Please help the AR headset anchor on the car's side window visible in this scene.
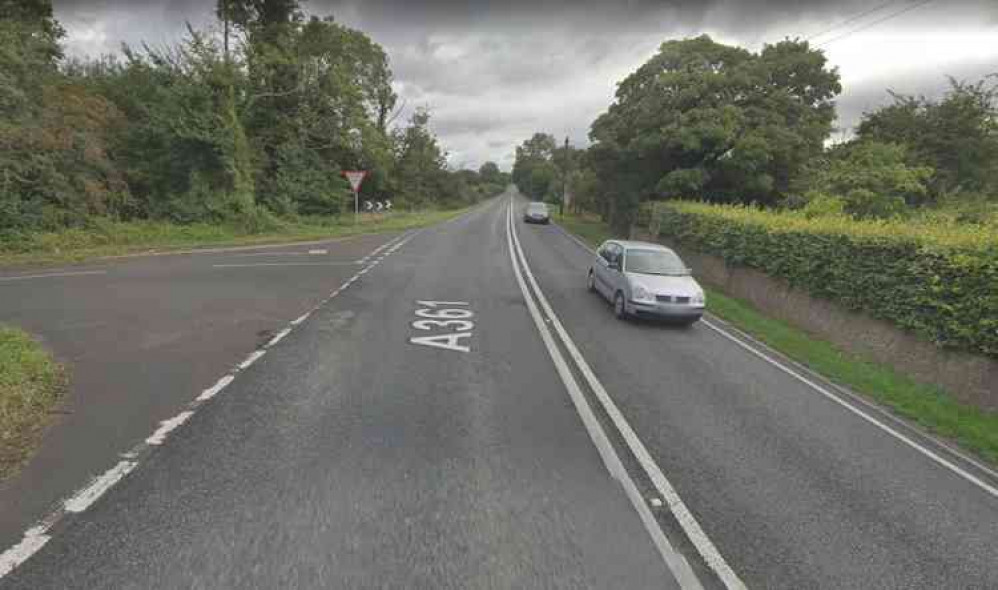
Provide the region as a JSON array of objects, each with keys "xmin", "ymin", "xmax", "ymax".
[
  {"xmin": 598, "ymin": 243, "xmax": 610, "ymax": 262},
  {"xmin": 608, "ymin": 244, "xmax": 622, "ymax": 268}
]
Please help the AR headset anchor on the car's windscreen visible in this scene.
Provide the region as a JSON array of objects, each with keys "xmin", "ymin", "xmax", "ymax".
[
  {"xmin": 624, "ymin": 249, "xmax": 687, "ymax": 275},
  {"xmin": 528, "ymin": 204, "xmax": 547, "ymax": 212}
]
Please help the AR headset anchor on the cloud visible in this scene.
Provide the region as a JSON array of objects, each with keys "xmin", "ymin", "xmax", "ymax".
[{"xmin": 52, "ymin": 0, "xmax": 998, "ymax": 169}]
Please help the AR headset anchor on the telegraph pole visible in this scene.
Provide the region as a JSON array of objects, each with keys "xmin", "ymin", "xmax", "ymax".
[{"xmin": 560, "ymin": 136, "xmax": 569, "ymax": 216}]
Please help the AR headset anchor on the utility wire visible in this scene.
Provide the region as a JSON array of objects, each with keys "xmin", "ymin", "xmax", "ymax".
[
  {"xmin": 805, "ymin": 0, "xmax": 901, "ymax": 41},
  {"xmin": 815, "ymin": 0, "xmax": 937, "ymax": 47}
]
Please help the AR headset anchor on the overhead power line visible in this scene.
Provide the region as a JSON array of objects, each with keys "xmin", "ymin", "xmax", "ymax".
[
  {"xmin": 815, "ymin": 0, "xmax": 938, "ymax": 47},
  {"xmin": 805, "ymin": 0, "xmax": 901, "ymax": 42}
]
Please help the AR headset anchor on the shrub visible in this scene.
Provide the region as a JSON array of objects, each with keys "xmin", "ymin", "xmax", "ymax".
[{"xmin": 653, "ymin": 201, "xmax": 998, "ymax": 358}]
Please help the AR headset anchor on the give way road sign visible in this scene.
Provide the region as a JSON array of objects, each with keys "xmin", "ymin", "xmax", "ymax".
[{"xmin": 344, "ymin": 170, "xmax": 367, "ymax": 192}]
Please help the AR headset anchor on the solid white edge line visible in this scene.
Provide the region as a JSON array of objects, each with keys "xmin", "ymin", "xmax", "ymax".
[
  {"xmin": 704, "ymin": 315, "xmax": 998, "ymax": 483},
  {"xmin": 505, "ymin": 201, "xmax": 705, "ymax": 590},
  {"xmin": 553, "ymin": 216, "xmax": 998, "ymax": 499},
  {"xmin": 0, "ymin": 526, "xmax": 51, "ymax": 576},
  {"xmin": 516, "ymin": 200, "xmax": 747, "ymax": 590},
  {"xmin": 145, "ymin": 411, "xmax": 195, "ymax": 446},
  {"xmin": 701, "ymin": 320, "xmax": 998, "ymax": 499},
  {"xmin": 63, "ymin": 461, "xmax": 138, "ymax": 513},
  {"xmin": 0, "ymin": 270, "xmax": 107, "ymax": 282}
]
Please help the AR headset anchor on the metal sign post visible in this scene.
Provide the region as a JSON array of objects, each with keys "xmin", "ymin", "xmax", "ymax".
[{"xmin": 343, "ymin": 170, "xmax": 368, "ymax": 225}]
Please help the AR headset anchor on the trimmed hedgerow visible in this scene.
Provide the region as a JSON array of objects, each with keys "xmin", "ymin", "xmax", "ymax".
[{"xmin": 648, "ymin": 201, "xmax": 998, "ymax": 358}]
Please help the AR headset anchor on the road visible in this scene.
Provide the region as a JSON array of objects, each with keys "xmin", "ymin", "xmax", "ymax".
[
  {"xmin": 0, "ymin": 232, "xmax": 408, "ymax": 551},
  {"xmin": 1, "ymin": 189, "xmax": 997, "ymax": 588}
]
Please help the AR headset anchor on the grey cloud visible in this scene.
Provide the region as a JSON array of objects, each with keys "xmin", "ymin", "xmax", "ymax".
[{"xmin": 51, "ymin": 0, "xmax": 998, "ymax": 169}]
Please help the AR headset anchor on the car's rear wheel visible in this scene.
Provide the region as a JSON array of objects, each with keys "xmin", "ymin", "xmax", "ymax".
[
  {"xmin": 613, "ymin": 292, "xmax": 628, "ymax": 320},
  {"xmin": 587, "ymin": 270, "xmax": 596, "ymax": 293}
]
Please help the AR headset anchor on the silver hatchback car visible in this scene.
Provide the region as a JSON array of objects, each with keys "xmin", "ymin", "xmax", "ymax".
[{"xmin": 587, "ymin": 240, "xmax": 705, "ymax": 325}]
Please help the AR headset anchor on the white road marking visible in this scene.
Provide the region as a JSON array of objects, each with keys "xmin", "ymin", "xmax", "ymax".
[
  {"xmin": 145, "ymin": 412, "xmax": 195, "ymax": 446},
  {"xmin": 701, "ymin": 319, "xmax": 998, "ymax": 499},
  {"xmin": 0, "ymin": 526, "xmax": 51, "ymax": 576},
  {"xmin": 266, "ymin": 328, "xmax": 292, "ymax": 348},
  {"xmin": 505, "ymin": 202, "xmax": 704, "ymax": 590},
  {"xmin": 0, "ymin": 221, "xmax": 437, "ymax": 582},
  {"xmin": 512, "ymin": 201, "xmax": 745, "ymax": 590},
  {"xmin": 555, "ymin": 216, "xmax": 998, "ymax": 496},
  {"xmin": 553, "ymin": 214, "xmax": 998, "ymax": 511},
  {"xmin": 64, "ymin": 461, "xmax": 137, "ymax": 513},
  {"xmin": 308, "ymin": 249, "xmax": 328, "ymax": 255},
  {"xmin": 196, "ymin": 374, "xmax": 236, "ymax": 402},
  {"xmin": 0, "ymin": 270, "xmax": 107, "ymax": 282},
  {"xmin": 238, "ymin": 350, "xmax": 266, "ymax": 370}
]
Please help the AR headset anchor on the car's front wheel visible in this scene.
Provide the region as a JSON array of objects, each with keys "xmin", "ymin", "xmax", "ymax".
[{"xmin": 613, "ymin": 292, "xmax": 628, "ymax": 320}]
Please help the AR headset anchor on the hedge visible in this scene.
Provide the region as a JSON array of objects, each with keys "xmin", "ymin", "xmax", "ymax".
[{"xmin": 644, "ymin": 202, "xmax": 998, "ymax": 358}]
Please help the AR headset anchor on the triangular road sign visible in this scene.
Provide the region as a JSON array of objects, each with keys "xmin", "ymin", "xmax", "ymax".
[{"xmin": 344, "ymin": 170, "xmax": 368, "ymax": 192}]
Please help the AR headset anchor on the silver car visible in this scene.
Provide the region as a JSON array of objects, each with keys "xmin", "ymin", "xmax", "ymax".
[
  {"xmin": 587, "ymin": 240, "xmax": 705, "ymax": 325},
  {"xmin": 523, "ymin": 202, "xmax": 550, "ymax": 224}
]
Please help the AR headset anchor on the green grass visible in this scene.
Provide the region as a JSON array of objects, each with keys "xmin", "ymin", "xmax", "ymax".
[
  {"xmin": 0, "ymin": 326, "xmax": 65, "ymax": 480},
  {"xmin": 555, "ymin": 211, "xmax": 998, "ymax": 466},
  {"xmin": 0, "ymin": 208, "xmax": 470, "ymax": 268}
]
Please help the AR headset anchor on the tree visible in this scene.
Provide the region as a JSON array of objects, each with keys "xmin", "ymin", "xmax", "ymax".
[
  {"xmin": 512, "ymin": 133, "xmax": 557, "ymax": 199},
  {"xmin": 588, "ymin": 35, "xmax": 840, "ymax": 228},
  {"xmin": 806, "ymin": 141, "xmax": 933, "ymax": 218},
  {"xmin": 392, "ymin": 108, "xmax": 449, "ymax": 208},
  {"xmin": 857, "ymin": 77, "xmax": 998, "ymax": 197},
  {"xmin": 478, "ymin": 161, "xmax": 501, "ymax": 184}
]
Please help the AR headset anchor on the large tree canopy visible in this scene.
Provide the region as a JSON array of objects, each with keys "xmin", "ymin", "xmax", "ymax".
[{"xmin": 587, "ymin": 34, "xmax": 840, "ymax": 227}]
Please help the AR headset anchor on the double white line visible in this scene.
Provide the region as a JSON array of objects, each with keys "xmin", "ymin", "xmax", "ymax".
[{"xmin": 505, "ymin": 199, "xmax": 746, "ymax": 590}]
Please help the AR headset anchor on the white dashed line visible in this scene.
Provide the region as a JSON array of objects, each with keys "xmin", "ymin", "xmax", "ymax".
[
  {"xmin": 238, "ymin": 350, "xmax": 266, "ymax": 370},
  {"xmin": 64, "ymin": 461, "xmax": 138, "ymax": 513},
  {"xmin": 266, "ymin": 328, "xmax": 292, "ymax": 348},
  {"xmin": 197, "ymin": 374, "xmax": 235, "ymax": 402},
  {"xmin": 0, "ymin": 228, "xmax": 433, "ymax": 581},
  {"xmin": 145, "ymin": 412, "xmax": 195, "ymax": 446}
]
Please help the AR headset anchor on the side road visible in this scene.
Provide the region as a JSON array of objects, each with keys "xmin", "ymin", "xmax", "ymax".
[{"xmin": 0, "ymin": 228, "xmax": 415, "ymax": 552}]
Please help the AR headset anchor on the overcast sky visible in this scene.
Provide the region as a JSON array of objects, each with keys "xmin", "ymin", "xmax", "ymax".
[{"xmin": 54, "ymin": 0, "xmax": 998, "ymax": 170}]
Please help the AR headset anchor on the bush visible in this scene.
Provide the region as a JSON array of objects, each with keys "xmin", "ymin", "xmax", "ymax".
[{"xmin": 654, "ymin": 201, "xmax": 998, "ymax": 357}]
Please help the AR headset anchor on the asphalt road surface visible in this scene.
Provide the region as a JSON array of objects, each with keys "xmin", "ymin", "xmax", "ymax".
[
  {"xmin": 0, "ymin": 232, "xmax": 407, "ymax": 550},
  {"xmin": 1, "ymin": 190, "xmax": 997, "ymax": 589}
]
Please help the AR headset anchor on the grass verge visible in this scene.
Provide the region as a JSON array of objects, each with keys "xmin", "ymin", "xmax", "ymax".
[
  {"xmin": 555, "ymin": 211, "xmax": 998, "ymax": 466},
  {"xmin": 0, "ymin": 208, "xmax": 470, "ymax": 268},
  {"xmin": 0, "ymin": 326, "xmax": 65, "ymax": 480}
]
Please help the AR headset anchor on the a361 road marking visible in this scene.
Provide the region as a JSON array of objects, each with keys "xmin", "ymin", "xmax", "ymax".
[{"xmin": 409, "ymin": 301, "xmax": 474, "ymax": 353}]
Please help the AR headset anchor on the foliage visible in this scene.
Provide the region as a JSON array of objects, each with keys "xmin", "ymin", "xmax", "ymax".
[
  {"xmin": 0, "ymin": 325, "xmax": 63, "ymax": 479},
  {"xmin": 857, "ymin": 78, "xmax": 998, "ymax": 196},
  {"xmin": 512, "ymin": 133, "xmax": 558, "ymax": 200},
  {"xmin": 804, "ymin": 141, "xmax": 934, "ymax": 218},
  {"xmin": 588, "ymin": 34, "xmax": 841, "ymax": 227},
  {"xmin": 2, "ymin": 0, "xmax": 481, "ymax": 234},
  {"xmin": 558, "ymin": 209, "xmax": 998, "ymax": 464},
  {"xmin": 649, "ymin": 200, "xmax": 998, "ymax": 358}
]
